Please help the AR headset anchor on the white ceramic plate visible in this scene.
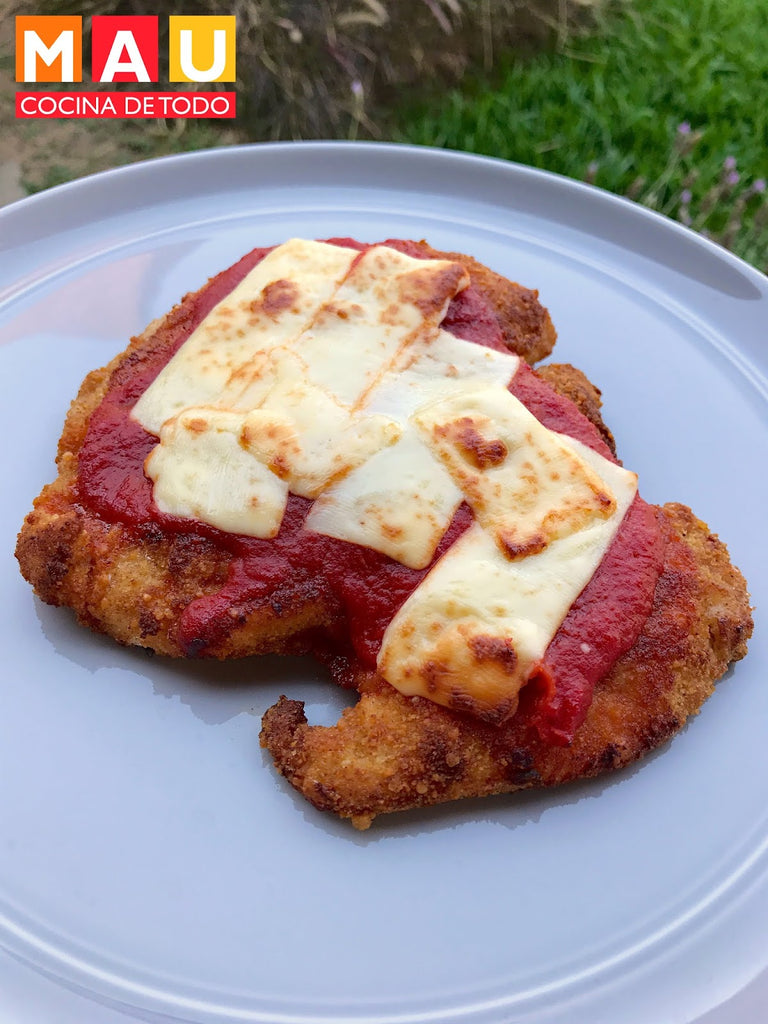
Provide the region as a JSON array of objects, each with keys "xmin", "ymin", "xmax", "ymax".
[{"xmin": 0, "ymin": 142, "xmax": 766, "ymax": 1024}]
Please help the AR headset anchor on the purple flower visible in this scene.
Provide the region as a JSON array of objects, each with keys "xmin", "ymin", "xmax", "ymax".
[
  {"xmin": 752, "ymin": 178, "xmax": 766, "ymax": 194},
  {"xmin": 677, "ymin": 121, "xmax": 691, "ymax": 135},
  {"xmin": 680, "ymin": 189, "xmax": 692, "ymax": 205},
  {"xmin": 727, "ymin": 170, "xmax": 740, "ymax": 186},
  {"xmin": 351, "ymin": 79, "xmax": 363, "ymax": 98},
  {"xmin": 724, "ymin": 155, "xmax": 737, "ymax": 171}
]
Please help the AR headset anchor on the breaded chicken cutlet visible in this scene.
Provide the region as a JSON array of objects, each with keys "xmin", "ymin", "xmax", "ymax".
[{"xmin": 16, "ymin": 237, "xmax": 752, "ymax": 828}]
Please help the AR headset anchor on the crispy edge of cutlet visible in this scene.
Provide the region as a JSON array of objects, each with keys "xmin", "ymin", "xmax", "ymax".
[
  {"xmin": 535, "ymin": 362, "xmax": 616, "ymax": 456},
  {"xmin": 407, "ymin": 239, "xmax": 558, "ymax": 364},
  {"xmin": 260, "ymin": 502, "xmax": 753, "ymax": 829}
]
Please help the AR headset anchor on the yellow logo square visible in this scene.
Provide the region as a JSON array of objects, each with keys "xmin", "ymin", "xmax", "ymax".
[{"xmin": 169, "ymin": 16, "xmax": 236, "ymax": 83}]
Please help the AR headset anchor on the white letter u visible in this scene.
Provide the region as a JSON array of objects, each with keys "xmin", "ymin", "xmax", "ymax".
[{"xmin": 179, "ymin": 29, "xmax": 226, "ymax": 82}]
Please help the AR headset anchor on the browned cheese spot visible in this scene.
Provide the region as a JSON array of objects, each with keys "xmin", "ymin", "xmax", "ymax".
[
  {"xmin": 519, "ymin": 460, "xmax": 538, "ymax": 486},
  {"xmin": 268, "ymin": 454, "xmax": 292, "ymax": 480},
  {"xmin": 596, "ymin": 489, "xmax": 614, "ymax": 510},
  {"xmin": 227, "ymin": 357, "xmax": 271, "ymax": 395},
  {"xmin": 251, "ymin": 279, "xmax": 299, "ymax": 320},
  {"xmin": 422, "ymin": 659, "xmax": 448, "ymax": 695},
  {"xmin": 468, "ymin": 635, "xmax": 518, "ymax": 673},
  {"xmin": 448, "ymin": 687, "xmax": 518, "ymax": 726},
  {"xmin": 398, "ymin": 263, "xmax": 468, "ymax": 319},
  {"xmin": 379, "ymin": 303, "xmax": 402, "ymax": 326},
  {"xmin": 184, "ymin": 417, "xmax": 209, "ymax": 435},
  {"xmin": 434, "ymin": 417, "xmax": 508, "ymax": 470},
  {"xmin": 499, "ymin": 530, "xmax": 548, "ymax": 561}
]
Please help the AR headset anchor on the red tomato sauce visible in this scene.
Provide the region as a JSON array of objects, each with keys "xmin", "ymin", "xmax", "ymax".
[{"xmin": 77, "ymin": 239, "xmax": 664, "ymax": 745}]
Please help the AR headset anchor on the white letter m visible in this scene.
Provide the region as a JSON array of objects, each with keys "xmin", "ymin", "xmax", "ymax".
[{"xmin": 24, "ymin": 29, "xmax": 74, "ymax": 82}]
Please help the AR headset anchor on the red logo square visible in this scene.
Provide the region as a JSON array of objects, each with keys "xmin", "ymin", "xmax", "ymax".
[{"xmin": 91, "ymin": 16, "xmax": 158, "ymax": 83}]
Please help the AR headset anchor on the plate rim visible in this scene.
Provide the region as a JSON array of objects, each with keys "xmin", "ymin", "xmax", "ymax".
[
  {"xmin": 2, "ymin": 139, "xmax": 767, "ymax": 290},
  {"xmin": 0, "ymin": 140, "xmax": 766, "ymax": 1024}
]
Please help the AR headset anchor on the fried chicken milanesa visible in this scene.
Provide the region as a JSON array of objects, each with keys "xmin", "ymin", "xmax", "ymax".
[{"xmin": 15, "ymin": 238, "xmax": 753, "ymax": 829}]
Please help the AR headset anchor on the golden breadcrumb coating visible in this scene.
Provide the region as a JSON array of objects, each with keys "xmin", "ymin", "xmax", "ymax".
[
  {"xmin": 535, "ymin": 363, "xmax": 616, "ymax": 456},
  {"xmin": 404, "ymin": 239, "xmax": 558, "ymax": 363},
  {"xmin": 14, "ymin": 240, "xmax": 752, "ymax": 829}
]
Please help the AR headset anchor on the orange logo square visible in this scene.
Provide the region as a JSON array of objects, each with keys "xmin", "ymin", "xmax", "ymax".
[{"xmin": 16, "ymin": 16, "xmax": 83, "ymax": 83}]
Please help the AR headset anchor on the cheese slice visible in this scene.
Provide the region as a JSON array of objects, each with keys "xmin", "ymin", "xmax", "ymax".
[
  {"xmin": 294, "ymin": 246, "xmax": 470, "ymax": 408},
  {"xmin": 414, "ymin": 384, "xmax": 616, "ymax": 560},
  {"xmin": 304, "ymin": 431, "xmax": 462, "ymax": 569},
  {"xmin": 377, "ymin": 439, "xmax": 637, "ymax": 722},
  {"xmin": 305, "ymin": 330, "xmax": 520, "ymax": 568},
  {"xmin": 145, "ymin": 408, "xmax": 289, "ymax": 537},
  {"xmin": 228, "ymin": 247, "xmax": 469, "ymax": 498},
  {"xmin": 406, "ymin": 328, "xmax": 520, "ymax": 381},
  {"xmin": 241, "ymin": 349, "xmax": 402, "ymax": 499},
  {"xmin": 363, "ymin": 328, "xmax": 520, "ymax": 420},
  {"xmin": 132, "ymin": 239, "xmax": 358, "ymax": 435}
]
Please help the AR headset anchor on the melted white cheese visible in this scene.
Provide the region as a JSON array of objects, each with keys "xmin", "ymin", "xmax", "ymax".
[
  {"xmin": 241, "ymin": 349, "xmax": 402, "ymax": 499},
  {"xmin": 304, "ymin": 431, "xmax": 462, "ymax": 569},
  {"xmin": 306, "ymin": 329, "xmax": 520, "ymax": 568},
  {"xmin": 413, "ymin": 383, "xmax": 616, "ymax": 559},
  {"xmin": 132, "ymin": 239, "xmax": 358, "ymax": 435},
  {"xmin": 145, "ymin": 408, "xmax": 289, "ymax": 537},
  {"xmin": 292, "ymin": 246, "xmax": 471, "ymax": 408},
  {"xmin": 134, "ymin": 240, "xmax": 471, "ymax": 513},
  {"xmin": 377, "ymin": 440, "xmax": 637, "ymax": 719}
]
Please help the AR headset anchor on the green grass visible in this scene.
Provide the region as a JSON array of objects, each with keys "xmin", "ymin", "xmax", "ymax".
[{"xmin": 387, "ymin": 0, "xmax": 768, "ymax": 272}]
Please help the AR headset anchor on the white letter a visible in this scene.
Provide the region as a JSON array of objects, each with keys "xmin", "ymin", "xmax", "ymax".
[{"xmin": 100, "ymin": 30, "xmax": 150, "ymax": 82}]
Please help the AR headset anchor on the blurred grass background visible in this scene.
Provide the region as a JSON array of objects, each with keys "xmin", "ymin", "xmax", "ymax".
[{"xmin": 3, "ymin": 0, "xmax": 767, "ymax": 271}]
